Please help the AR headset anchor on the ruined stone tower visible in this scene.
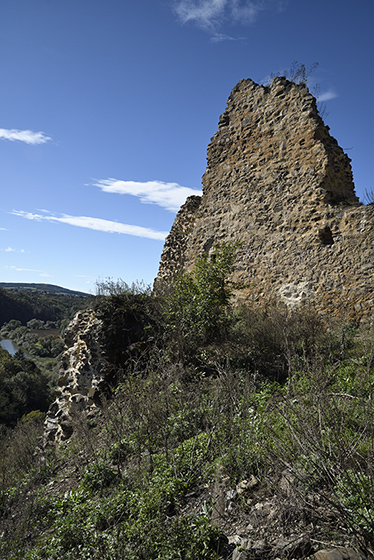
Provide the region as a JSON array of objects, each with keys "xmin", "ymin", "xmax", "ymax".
[{"xmin": 156, "ymin": 77, "xmax": 374, "ymax": 324}]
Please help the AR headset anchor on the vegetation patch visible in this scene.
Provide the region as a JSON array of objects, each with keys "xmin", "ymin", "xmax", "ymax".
[{"xmin": 0, "ymin": 248, "xmax": 374, "ymax": 558}]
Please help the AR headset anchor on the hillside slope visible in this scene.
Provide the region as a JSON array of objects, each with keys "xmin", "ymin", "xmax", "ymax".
[
  {"xmin": 0, "ymin": 285, "xmax": 92, "ymax": 326},
  {"xmin": 0, "ymin": 282, "xmax": 90, "ymax": 296},
  {"xmin": 1, "ymin": 268, "xmax": 373, "ymax": 559}
]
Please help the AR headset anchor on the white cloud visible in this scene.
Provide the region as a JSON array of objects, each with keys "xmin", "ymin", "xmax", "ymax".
[
  {"xmin": 77, "ymin": 275, "xmax": 94, "ymax": 285},
  {"xmin": 8, "ymin": 265, "xmax": 44, "ymax": 273},
  {"xmin": 0, "ymin": 128, "xmax": 51, "ymax": 145},
  {"xmin": 317, "ymin": 90, "xmax": 338, "ymax": 102},
  {"xmin": 231, "ymin": 0, "xmax": 260, "ymax": 22},
  {"xmin": 4, "ymin": 264, "xmax": 50, "ymax": 277},
  {"xmin": 175, "ymin": 0, "xmax": 226, "ymax": 31},
  {"xmin": 92, "ymin": 179, "xmax": 202, "ymax": 212},
  {"xmin": 12, "ymin": 210, "xmax": 168, "ymax": 241},
  {"xmin": 4, "ymin": 247, "xmax": 25, "ymax": 253},
  {"xmin": 172, "ymin": 0, "xmax": 285, "ymax": 36},
  {"xmin": 210, "ymin": 32, "xmax": 238, "ymax": 41}
]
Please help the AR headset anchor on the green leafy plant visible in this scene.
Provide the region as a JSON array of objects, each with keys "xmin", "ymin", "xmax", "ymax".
[
  {"xmin": 82, "ymin": 460, "xmax": 118, "ymax": 494},
  {"xmin": 335, "ymin": 470, "xmax": 374, "ymax": 537},
  {"xmin": 167, "ymin": 243, "xmax": 237, "ymax": 358}
]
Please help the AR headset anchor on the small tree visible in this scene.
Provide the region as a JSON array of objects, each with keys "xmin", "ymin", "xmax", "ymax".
[{"xmin": 167, "ymin": 243, "xmax": 237, "ymax": 351}]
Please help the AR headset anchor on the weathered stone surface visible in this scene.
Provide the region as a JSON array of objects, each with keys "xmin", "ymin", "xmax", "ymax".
[
  {"xmin": 156, "ymin": 77, "xmax": 374, "ymax": 324},
  {"xmin": 154, "ymin": 195, "xmax": 201, "ymax": 293},
  {"xmin": 43, "ymin": 309, "xmax": 106, "ymax": 446},
  {"xmin": 307, "ymin": 548, "xmax": 367, "ymax": 560},
  {"xmin": 236, "ymin": 475, "xmax": 259, "ymax": 494},
  {"xmin": 231, "ymin": 540, "xmax": 366, "ymax": 560},
  {"xmin": 273, "ymin": 534, "xmax": 313, "ymax": 558},
  {"xmin": 232, "ymin": 549, "xmax": 248, "ymax": 560}
]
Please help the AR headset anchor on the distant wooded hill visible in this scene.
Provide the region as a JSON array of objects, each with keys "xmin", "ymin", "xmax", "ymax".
[
  {"xmin": 0, "ymin": 283, "xmax": 89, "ymax": 296},
  {"xmin": 0, "ymin": 284, "xmax": 93, "ymax": 326}
]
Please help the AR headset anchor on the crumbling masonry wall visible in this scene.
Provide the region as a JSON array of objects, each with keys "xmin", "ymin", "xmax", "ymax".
[{"xmin": 156, "ymin": 77, "xmax": 374, "ymax": 324}]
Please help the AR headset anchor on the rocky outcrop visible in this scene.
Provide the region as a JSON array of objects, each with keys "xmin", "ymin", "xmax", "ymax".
[
  {"xmin": 44, "ymin": 309, "xmax": 106, "ymax": 446},
  {"xmin": 156, "ymin": 77, "xmax": 374, "ymax": 324}
]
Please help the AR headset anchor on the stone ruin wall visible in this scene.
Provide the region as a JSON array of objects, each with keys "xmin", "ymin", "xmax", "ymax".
[
  {"xmin": 44, "ymin": 77, "xmax": 374, "ymax": 446},
  {"xmin": 156, "ymin": 77, "xmax": 374, "ymax": 325}
]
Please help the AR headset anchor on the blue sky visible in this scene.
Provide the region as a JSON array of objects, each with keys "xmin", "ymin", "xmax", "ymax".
[{"xmin": 1, "ymin": 0, "xmax": 373, "ymax": 293}]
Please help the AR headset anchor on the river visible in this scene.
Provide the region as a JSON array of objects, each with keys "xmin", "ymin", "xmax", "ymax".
[
  {"xmin": 0, "ymin": 328, "xmax": 60, "ymax": 357},
  {"xmin": 0, "ymin": 339, "xmax": 23, "ymax": 356}
]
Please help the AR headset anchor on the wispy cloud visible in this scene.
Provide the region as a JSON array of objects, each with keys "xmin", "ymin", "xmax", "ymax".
[
  {"xmin": 174, "ymin": 0, "xmax": 227, "ymax": 32},
  {"xmin": 172, "ymin": 0, "xmax": 286, "ymax": 37},
  {"xmin": 7, "ymin": 265, "xmax": 44, "ymax": 273},
  {"xmin": 4, "ymin": 265, "xmax": 52, "ymax": 278},
  {"xmin": 92, "ymin": 179, "xmax": 202, "ymax": 213},
  {"xmin": 231, "ymin": 0, "xmax": 260, "ymax": 22},
  {"xmin": 12, "ymin": 210, "xmax": 168, "ymax": 241},
  {"xmin": 77, "ymin": 275, "xmax": 93, "ymax": 286},
  {"xmin": 4, "ymin": 265, "xmax": 52, "ymax": 279},
  {"xmin": 0, "ymin": 128, "xmax": 51, "ymax": 145},
  {"xmin": 317, "ymin": 89, "xmax": 338, "ymax": 102},
  {"xmin": 77, "ymin": 275, "xmax": 93, "ymax": 285},
  {"xmin": 4, "ymin": 246, "xmax": 25, "ymax": 253}
]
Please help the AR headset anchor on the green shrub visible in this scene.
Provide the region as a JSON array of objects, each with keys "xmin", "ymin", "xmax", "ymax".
[
  {"xmin": 82, "ymin": 461, "xmax": 118, "ymax": 493},
  {"xmin": 94, "ymin": 280, "xmax": 163, "ymax": 377},
  {"xmin": 335, "ymin": 470, "xmax": 374, "ymax": 537},
  {"xmin": 166, "ymin": 244, "xmax": 237, "ymax": 360}
]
